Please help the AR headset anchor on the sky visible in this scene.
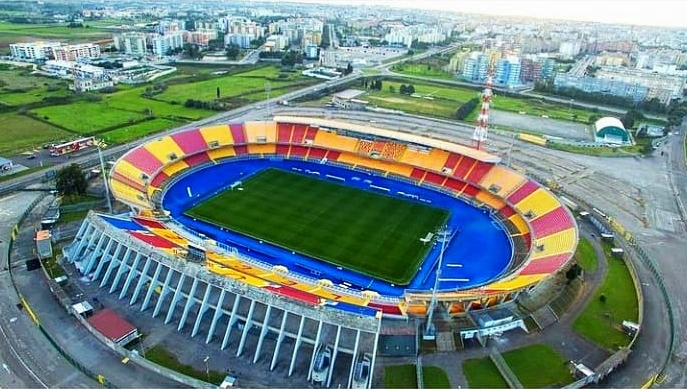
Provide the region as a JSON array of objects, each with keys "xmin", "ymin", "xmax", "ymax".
[{"xmin": 289, "ymin": 0, "xmax": 687, "ymax": 29}]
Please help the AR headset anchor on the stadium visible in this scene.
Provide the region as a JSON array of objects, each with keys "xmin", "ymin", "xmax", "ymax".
[{"xmin": 66, "ymin": 115, "xmax": 578, "ymax": 387}]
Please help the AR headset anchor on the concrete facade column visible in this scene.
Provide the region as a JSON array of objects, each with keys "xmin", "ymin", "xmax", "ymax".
[
  {"xmin": 120, "ymin": 252, "xmax": 143, "ymax": 299},
  {"xmin": 192, "ymin": 282, "xmax": 213, "ymax": 337},
  {"xmin": 206, "ymin": 288, "xmax": 226, "ymax": 344}
]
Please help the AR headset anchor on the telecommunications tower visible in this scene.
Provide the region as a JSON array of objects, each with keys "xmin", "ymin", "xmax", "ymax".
[{"xmin": 471, "ymin": 69, "xmax": 494, "ymax": 150}]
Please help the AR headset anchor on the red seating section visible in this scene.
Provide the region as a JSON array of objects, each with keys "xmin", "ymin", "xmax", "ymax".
[
  {"xmin": 290, "ymin": 146, "xmax": 309, "ymax": 157},
  {"xmin": 112, "ymin": 172, "xmax": 145, "ymax": 191},
  {"xmin": 445, "ymin": 178, "xmax": 465, "ymax": 192},
  {"xmin": 150, "ymin": 172, "xmax": 169, "ymax": 188},
  {"xmin": 304, "ymin": 126, "xmax": 318, "ymax": 142},
  {"xmin": 520, "ymin": 253, "xmax": 570, "ymax": 275},
  {"xmin": 292, "ymin": 124, "xmax": 307, "ymax": 144},
  {"xmin": 507, "ymin": 180, "xmax": 539, "ymax": 204},
  {"xmin": 453, "ymin": 156, "xmax": 476, "ymax": 179},
  {"xmin": 424, "ymin": 172, "xmax": 445, "ymax": 186},
  {"xmin": 229, "ymin": 124, "xmax": 246, "ymax": 145},
  {"xmin": 309, "ymin": 148, "xmax": 327, "ymax": 159},
  {"xmin": 171, "ymin": 129, "xmax": 207, "ymax": 155},
  {"xmin": 325, "ymin": 150, "xmax": 340, "ymax": 161},
  {"xmin": 529, "ymin": 207, "xmax": 572, "ymax": 238},
  {"xmin": 443, "ymin": 153, "xmax": 461, "ymax": 171},
  {"xmin": 466, "ymin": 161, "xmax": 492, "ymax": 183},
  {"xmin": 265, "ymin": 285, "xmax": 320, "ymax": 306},
  {"xmin": 123, "ymin": 147, "xmax": 163, "ymax": 175},
  {"xmin": 276, "ymin": 144, "xmax": 290, "ymax": 156},
  {"xmin": 129, "ymin": 231, "xmax": 175, "ymax": 249},
  {"xmin": 410, "ymin": 168, "xmax": 425, "ymax": 181},
  {"xmin": 233, "ymin": 145, "xmax": 248, "ymax": 156},
  {"xmin": 277, "ymin": 123, "xmax": 293, "ymax": 143},
  {"xmin": 183, "ymin": 152, "xmax": 211, "ymax": 166}
]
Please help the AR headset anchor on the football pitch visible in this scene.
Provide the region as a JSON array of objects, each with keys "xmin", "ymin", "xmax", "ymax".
[{"xmin": 184, "ymin": 168, "xmax": 449, "ymax": 284}]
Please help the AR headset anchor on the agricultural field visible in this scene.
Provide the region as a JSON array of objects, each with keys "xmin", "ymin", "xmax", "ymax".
[
  {"xmin": 0, "ymin": 112, "xmax": 73, "ymax": 156},
  {"xmin": 156, "ymin": 66, "xmax": 316, "ymax": 103},
  {"xmin": 0, "ymin": 21, "xmax": 113, "ymax": 39},
  {"xmin": 100, "ymin": 118, "xmax": 183, "ymax": 144},
  {"xmin": 391, "ymin": 62, "xmax": 455, "ymax": 80},
  {"xmin": 31, "ymin": 101, "xmax": 148, "ymax": 134},
  {"xmin": 102, "ymin": 88, "xmax": 215, "ymax": 120}
]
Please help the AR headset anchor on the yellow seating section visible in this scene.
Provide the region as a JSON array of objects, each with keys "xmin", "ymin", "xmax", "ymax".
[
  {"xmin": 478, "ymin": 165, "xmax": 527, "ymax": 197},
  {"xmin": 475, "ymin": 190, "xmax": 507, "ymax": 210},
  {"xmin": 113, "ymin": 160, "xmax": 147, "ymax": 187},
  {"xmin": 244, "ymin": 121, "xmax": 277, "ymax": 143},
  {"xmin": 400, "ymin": 148, "xmax": 448, "ymax": 172},
  {"xmin": 531, "ymin": 228, "xmax": 576, "ymax": 259},
  {"xmin": 508, "ymin": 214, "xmax": 530, "ymax": 235},
  {"xmin": 206, "ymin": 146, "xmax": 236, "ymax": 161},
  {"xmin": 162, "ymin": 159, "xmax": 190, "ymax": 177},
  {"xmin": 144, "ymin": 136, "xmax": 185, "ymax": 164},
  {"xmin": 247, "ymin": 144, "xmax": 277, "ymax": 155},
  {"xmin": 515, "ymin": 188, "xmax": 560, "ymax": 218},
  {"xmin": 199, "ymin": 124, "xmax": 234, "ymax": 147},
  {"xmin": 314, "ymin": 130, "xmax": 358, "ymax": 153},
  {"xmin": 110, "ymin": 179, "xmax": 148, "ymax": 209}
]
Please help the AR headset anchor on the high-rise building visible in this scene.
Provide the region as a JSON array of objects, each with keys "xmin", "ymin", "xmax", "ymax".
[
  {"xmin": 113, "ymin": 33, "xmax": 147, "ymax": 55},
  {"xmin": 494, "ymin": 57, "xmax": 521, "ymax": 87},
  {"xmin": 52, "ymin": 43, "xmax": 101, "ymax": 61},
  {"xmin": 10, "ymin": 41, "xmax": 63, "ymax": 60},
  {"xmin": 152, "ymin": 32, "xmax": 184, "ymax": 57},
  {"xmin": 462, "ymin": 52, "xmax": 489, "ymax": 82}
]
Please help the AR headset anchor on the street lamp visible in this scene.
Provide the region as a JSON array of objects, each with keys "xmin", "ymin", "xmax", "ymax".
[{"xmin": 203, "ymin": 356, "xmax": 210, "ymax": 383}]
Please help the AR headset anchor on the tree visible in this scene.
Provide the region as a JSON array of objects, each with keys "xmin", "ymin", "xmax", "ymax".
[
  {"xmin": 216, "ymin": 87, "xmax": 220, "ymax": 99},
  {"xmin": 225, "ymin": 43, "xmax": 240, "ymax": 60},
  {"xmin": 56, "ymin": 163, "xmax": 87, "ymax": 196}
]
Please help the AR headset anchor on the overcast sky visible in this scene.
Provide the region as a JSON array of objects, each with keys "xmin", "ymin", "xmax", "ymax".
[{"xmin": 288, "ymin": 0, "xmax": 687, "ymax": 29}]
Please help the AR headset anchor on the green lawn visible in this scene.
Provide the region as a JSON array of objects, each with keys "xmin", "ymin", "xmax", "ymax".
[
  {"xmin": 156, "ymin": 66, "xmax": 315, "ymax": 103},
  {"xmin": 575, "ymin": 237, "xmax": 598, "ymax": 271},
  {"xmin": 501, "ymin": 344, "xmax": 574, "ymax": 387},
  {"xmin": 185, "ymin": 168, "xmax": 449, "ymax": 284},
  {"xmin": 422, "ymin": 366, "xmax": 451, "ymax": 388},
  {"xmin": 0, "ymin": 21, "xmax": 112, "ymax": 38},
  {"xmin": 100, "ymin": 118, "xmax": 183, "ymax": 144},
  {"xmin": 463, "ymin": 344, "xmax": 573, "ymax": 388},
  {"xmin": 391, "ymin": 63, "xmax": 455, "ymax": 80},
  {"xmin": 573, "ymin": 250, "xmax": 638, "ymax": 351},
  {"xmin": 0, "ymin": 113, "xmax": 74, "ymax": 156},
  {"xmin": 462, "ymin": 358, "xmax": 508, "ymax": 388},
  {"xmin": 31, "ymin": 101, "xmax": 147, "ymax": 134},
  {"xmin": 384, "ymin": 364, "xmax": 417, "ymax": 388},
  {"xmin": 144, "ymin": 345, "xmax": 224, "ymax": 385},
  {"xmin": 102, "ymin": 88, "xmax": 215, "ymax": 120}
]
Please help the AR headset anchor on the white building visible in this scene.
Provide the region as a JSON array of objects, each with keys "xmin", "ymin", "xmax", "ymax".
[
  {"xmin": 152, "ymin": 32, "xmax": 184, "ymax": 57},
  {"xmin": 42, "ymin": 60, "xmax": 108, "ymax": 80},
  {"xmin": 559, "ymin": 41, "xmax": 581, "ymax": 58},
  {"xmin": 265, "ymin": 34, "xmax": 289, "ymax": 51},
  {"xmin": 10, "ymin": 41, "xmax": 63, "ymax": 60},
  {"xmin": 72, "ymin": 78, "xmax": 114, "ymax": 92},
  {"xmin": 225, "ymin": 33, "xmax": 253, "ymax": 49},
  {"xmin": 52, "ymin": 43, "xmax": 101, "ymax": 61},
  {"xmin": 113, "ymin": 32, "xmax": 147, "ymax": 55}
]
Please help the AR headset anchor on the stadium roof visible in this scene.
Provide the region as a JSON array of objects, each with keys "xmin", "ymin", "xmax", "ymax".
[
  {"xmin": 594, "ymin": 117, "xmax": 625, "ymax": 131},
  {"xmin": 333, "ymin": 89, "xmax": 366, "ymax": 100},
  {"xmin": 273, "ymin": 115, "xmax": 501, "ymax": 163}
]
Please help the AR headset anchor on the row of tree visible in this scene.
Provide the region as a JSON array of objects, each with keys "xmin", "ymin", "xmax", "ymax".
[
  {"xmin": 455, "ymin": 98, "xmax": 480, "ymax": 120},
  {"xmin": 184, "ymin": 99, "xmax": 226, "ymax": 111}
]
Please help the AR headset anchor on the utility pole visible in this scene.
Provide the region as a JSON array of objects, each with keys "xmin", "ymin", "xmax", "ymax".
[
  {"xmin": 424, "ymin": 226, "xmax": 450, "ymax": 339},
  {"xmin": 98, "ymin": 146, "xmax": 113, "ymax": 214}
]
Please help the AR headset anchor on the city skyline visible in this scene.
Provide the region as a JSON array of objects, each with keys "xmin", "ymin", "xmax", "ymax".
[{"xmin": 282, "ymin": 0, "xmax": 687, "ymax": 29}]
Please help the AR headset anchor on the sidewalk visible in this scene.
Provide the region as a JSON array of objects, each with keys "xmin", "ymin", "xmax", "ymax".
[{"xmin": 8, "ymin": 193, "xmax": 187, "ymax": 389}]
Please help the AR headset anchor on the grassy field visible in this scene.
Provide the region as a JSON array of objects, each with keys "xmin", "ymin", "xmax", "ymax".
[
  {"xmin": 391, "ymin": 62, "xmax": 455, "ymax": 80},
  {"xmin": 383, "ymin": 364, "xmax": 451, "ymax": 388},
  {"xmin": 31, "ymin": 101, "xmax": 147, "ymax": 134},
  {"xmin": 548, "ymin": 141, "xmax": 645, "ymax": 157},
  {"xmin": 100, "ymin": 118, "xmax": 183, "ymax": 144},
  {"xmin": 422, "ymin": 366, "xmax": 451, "ymax": 388},
  {"xmin": 501, "ymin": 344, "xmax": 574, "ymax": 387},
  {"xmin": 384, "ymin": 364, "xmax": 417, "ymax": 388},
  {"xmin": 185, "ymin": 168, "xmax": 449, "ymax": 284},
  {"xmin": 144, "ymin": 345, "xmax": 224, "ymax": 385},
  {"xmin": 0, "ymin": 112, "xmax": 74, "ymax": 156},
  {"xmin": 575, "ymin": 237, "xmax": 598, "ymax": 271},
  {"xmin": 102, "ymin": 89, "xmax": 215, "ymax": 120},
  {"xmin": 463, "ymin": 344, "xmax": 573, "ymax": 388},
  {"xmin": 0, "ymin": 21, "xmax": 113, "ymax": 39},
  {"xmin": 573, "ymin": 247, "xmax": 638, "ymax": 351},
  {"xmin": 462, "ymin": 358, "xmax": 508, "ymax": 388}
]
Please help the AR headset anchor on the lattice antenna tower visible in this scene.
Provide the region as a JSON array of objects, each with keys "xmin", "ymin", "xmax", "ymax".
[{"xmin": 472, "ymin": 68, "xmax": 494, "ymax": 150}]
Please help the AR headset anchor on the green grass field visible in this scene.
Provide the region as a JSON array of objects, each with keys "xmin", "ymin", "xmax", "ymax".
[
  {"xmin": 100, "ymin": 118, "xmax": 183, "ymax": 144},
  {"xmin": 463, "ymin": 344, "xmax": 573, "ymax": 388},
  {"xmin": 574, "ymin": 237, "xmax": 598, "ymax": 271},
  {"xmin": 31, "ymin": 101, "xmax": 147, "ymax": 134},
  {"xmin": 384, "ymin": 364, "xmax": 451, "ymax": 388},
  {"xmin": 185, "ymin": 168, "xmax": 449, "ymax": 284},
  {"xmin": 573, "ymin": 247, "xmax": 638, "ymax": 351},
  {"xmin": 0, "ymin": 112, "xmax": 74, "ymax": 156}
]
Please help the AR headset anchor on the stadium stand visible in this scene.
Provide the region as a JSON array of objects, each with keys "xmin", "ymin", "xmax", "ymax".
[
  {"xmin": 506, "ymin": 180, "xmax": 539, "ymax": 204},
  {"xmin": 144, "ymin": 137, "xmax": 185, "ymax": 164},
  {"xmin": 171, "ymin": 129, "xmax": 207, "ymax": 156},
  {"xmin": 304, "ymin": 125, "xmax": 318, "ymax": 142},
  {"xmin": 514, "ymin": 188, "xmax": 560, "ymax": 218},
  {"xmin": 122, "ymin": 148, "xmax": 164, "ymax": 177},
  {"xmin": 381, "ymin": 141, "xmax": 406, "ymax": 161},
  {"xmin": 452, "ymin": 155, "xmax": 476, "ymax": 179},
  {"xmin": 277, "ymin": 123, "xmax": 293, "ymax": 143},
  {"xmin": 291, "ymin": 124, "xmax": 308, "ymax": 144},
  {"xmin": 529, "ymin": 206, "xmax": 573, "ymax": 238},
  {"xmin": 248, "ymin": 144, "xmax": 277, "ymax": 155},
  {"xmin": 474, "ymin": 190, "xmax": 507, "ymax": 210},
  {"xmin": 199, "ymin": 124, "xmax": 233, "ymax": 146},
  {"xmin": 206, "ymin": 146, "xmax": 236, "ymax": 161},
  {"xmin": 531, "ymin": 228, "xmax": 577, "ymax": 258},
  {"xmin": 465, "ymin": 161, "xmax": 494, "ymax": 184},
  {"xmin": 183, "ymin": 151, "xmax": 212, "ymax": 167},
  {"xmin": 479, "ymin": 165, "xmax": 527, "ymax": 197},
  {"xmin": 162, "ymin": 159, "xmax": 190, "ymax": 178},
  {"xmin": 356, "ymin": 139, "xmax": 374, "ymax": 155},
  {"xmin": 230, "ymin": 123, "xmax": 247, "ymax": 144},
  {"xmin": 244, "ymin": 121, "xmax": 277, "ymax": 143}
]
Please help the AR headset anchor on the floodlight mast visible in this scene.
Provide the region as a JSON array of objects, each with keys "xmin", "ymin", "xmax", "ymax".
[{"xmin": 425, "ymin": 226, "xmax": 449, "ymax": 336}]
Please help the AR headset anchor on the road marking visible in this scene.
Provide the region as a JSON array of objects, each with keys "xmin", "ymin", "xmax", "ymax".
[{"xmin": 2, "ymin": 363, "xmax": 9, "ymax": 374}]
